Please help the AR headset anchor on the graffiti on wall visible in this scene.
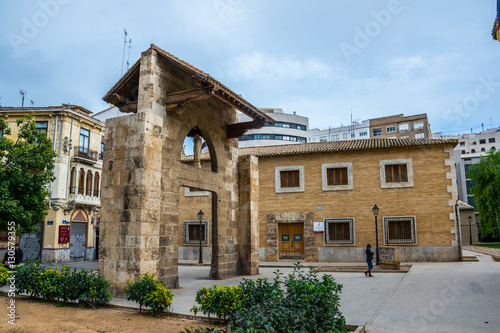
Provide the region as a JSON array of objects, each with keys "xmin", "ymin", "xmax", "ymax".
[
  {"xmin": 70, "ymin": 234, "xmax": 85, "ymax": 261},
  {"xmin": 19, "ymin": 233, "xmax": 41, "ymax": 261}
]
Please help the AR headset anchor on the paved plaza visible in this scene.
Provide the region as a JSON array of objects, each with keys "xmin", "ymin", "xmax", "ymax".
[{"xmin": 7, "ymin": 249, "xmax": 500, "ymax": 332}]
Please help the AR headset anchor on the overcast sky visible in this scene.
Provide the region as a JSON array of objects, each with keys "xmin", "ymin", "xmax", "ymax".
[{"xmin": 1, "ymin": 0, "xmax": 499, "ymax": 135}]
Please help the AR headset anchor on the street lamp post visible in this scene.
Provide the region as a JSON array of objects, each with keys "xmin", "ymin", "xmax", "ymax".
[
  {"xmin": 372, "ymin": 204, "xmax": 380, "ymax": 265},
  {"xmin": 468, "ymin": 215, "xmax": 473, "ymax": 245},
  {"xmin": 197, "ymin": 210, "xmax": 204, "ymax": 264}
]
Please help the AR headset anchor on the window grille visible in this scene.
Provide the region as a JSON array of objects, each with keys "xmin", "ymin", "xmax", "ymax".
[
  {"xmin": 384, "ymin": 217, "xmax": 416, "ymax": 244},
  {"xmin": 324, "ymin": 218, "xmax": 354, "ymax": 244}
]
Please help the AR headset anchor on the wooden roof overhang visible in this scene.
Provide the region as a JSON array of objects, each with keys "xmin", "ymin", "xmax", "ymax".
[{"xmin": 102, "ymin": 44, "xmax": 275, "ymax": 138}]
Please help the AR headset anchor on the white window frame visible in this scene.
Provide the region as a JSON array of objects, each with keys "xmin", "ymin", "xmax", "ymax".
[
  {"xmin": 321, "ymin": 162, "xmax": 353, "ymax": 191},
  {"xmin": 184, "ymin": 220, "xmax": 209, "ymax": 245},
  {"xmin": 399, "ymin": 124, "xmax": 409, "ymax": 132},
  {"xmin": 414, "ymin": 122, "xmax": 424, "ymax": 130},
  {"xmin": 383, "ymin": 216, "xmax": 417, "ymax": 245},
  {"xmin": 324, "ymin": 218, "xmax": 355, "ymax": 246},
  {"xmin": 386, "ymin": 126, "xmax": 396, "ymax": 133},
  {"xmin": 415, "ymin": 133, "xmax": 425, "ymax": 139},
  {"xmin": 379, "ymin": 159, "xmax": 414, "ymax": 188},
  {"xmin": 275, "ymin": 165, "xmax": 304, "ymax": 193},
  {"xmin": 184, "ymin": 187, "xmax": 210, "ymax": 197}
]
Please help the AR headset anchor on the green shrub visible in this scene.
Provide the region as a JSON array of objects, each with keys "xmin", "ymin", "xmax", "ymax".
[
  {"xmin": 0, "ymin": 266, "xmax": 12, "ymax": 286},
  {"xmin": 124, "ymin": 273, "xmax": 174, "ymax": 316},
  {"xmin": 181, "ymin": 328, "xmax": 266, "ymax": 333},
  {"xmin": 14, "ymin": 262, "xmax": 46, "ymax": 298},
  {"xmin": 191, "ymin": 263, "xmax": 346, "ymax": 333},
  {"xmin": 14, "ymin": 262, "xmax": 112, "ymax": 306},
  {"xmin": 191, "ymin": 285, "xmax": 243, "ymax": 321},
  {"xmin": 230, "ymin": 263, "xmax": 346, "ymax": 333}
]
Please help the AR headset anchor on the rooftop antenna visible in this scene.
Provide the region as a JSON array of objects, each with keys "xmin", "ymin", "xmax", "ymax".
[
  {"xmin": 30, "ymin": 100, "xmax": 35, "ymax": 106},
  {"xmin": 126, "ymin": 38, "xmax": 132, "ymax": 71},
  {"xmin": 120, "ymin": 29, "xmax": 128, "ymax": 76},
  {"xmin": 19, "ymin": 89, "xmax": 26, "ymax": 107}
]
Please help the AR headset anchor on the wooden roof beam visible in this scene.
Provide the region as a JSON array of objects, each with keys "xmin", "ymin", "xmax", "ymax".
[
  {"xmin": 227, "ymin": 120, "xmax": 265, "ymax": 139},
  {"xmin": 165, "ymin": 87, "xmax": 215, "ymax": 105}
]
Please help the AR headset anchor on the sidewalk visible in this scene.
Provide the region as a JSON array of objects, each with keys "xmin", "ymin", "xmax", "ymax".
[{"xmin": 3, "ymin": 253, "xmax": 500, "ymax": 332}]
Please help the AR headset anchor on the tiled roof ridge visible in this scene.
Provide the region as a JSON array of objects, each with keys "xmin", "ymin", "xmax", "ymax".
[
  {"xmin": 239, "ymin": 138, "xmax": 459, "ymax": 157},
  {"xmin": 149, "ymin": 44, "xmax": 274, "ymax": 124},
  {"xmin": 179, "ymin": 138, "xmax": 458, "ymax": 162}
]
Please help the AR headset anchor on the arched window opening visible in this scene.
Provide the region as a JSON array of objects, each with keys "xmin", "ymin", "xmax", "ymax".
[
  {"xmin": 94, "ymin": 172, "xmax": 100, "ymax": 197},
  {"xmin": 180, "ymin": 126, "xmax": 217, "ymax": 173},
  {"xmin": 69, "ymin": 167, "xmax": 76, "ymax": 194},
  {"xmin": 78, "ymin": 168, "xmax": 85, "ymax": 195},
  {"xmin": 86, "ymin": 170, "xmax": 93, "ymax": 196}
]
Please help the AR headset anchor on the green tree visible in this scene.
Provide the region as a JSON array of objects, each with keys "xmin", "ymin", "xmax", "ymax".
[
  {"xmin": 0, "ymin": 115, "xmax": 56, "ymax": 234},
  {"xmin": 467, "ymin": 150, "xmax": 500, "ymax": 238}
]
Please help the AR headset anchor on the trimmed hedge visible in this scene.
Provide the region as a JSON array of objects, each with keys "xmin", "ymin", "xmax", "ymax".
[{"xmin": 14, "ymin": 262, "xmax": 111, "ymax": 306}]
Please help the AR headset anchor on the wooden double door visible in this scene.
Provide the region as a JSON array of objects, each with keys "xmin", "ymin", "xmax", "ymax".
[{"xmin": 279, "ymin": 223, "xmax": 304, "ymax": 259}]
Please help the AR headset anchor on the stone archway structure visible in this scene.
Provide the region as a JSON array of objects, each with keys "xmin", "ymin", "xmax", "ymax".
[{"xmin": 99, "ymin": 45, "xmax": 274, "ymax": 294}]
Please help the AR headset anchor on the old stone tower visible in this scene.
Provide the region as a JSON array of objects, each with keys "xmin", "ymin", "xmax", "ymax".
[{"xmin": 99, "ymin": 44, "xmax": 272, "ymax": 294}]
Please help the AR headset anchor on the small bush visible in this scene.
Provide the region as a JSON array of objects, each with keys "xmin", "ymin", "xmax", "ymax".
[
  {"xmin": 124, "ymin": 273, "xmax": 174, "ymax": 316},
  {"xmin": 191, "ymin": 263, "xmax": 347, "ymax": 333},
  {"xmin": 191, "ymin": 285, "xmax": 242, "ymax": 321},
  {"xmin": 0, "ymin": 266, "xmax": 12, "ymax": 286},
  {"xmin": 181, "ymin": 328, "xmax": 266, "ymax": 333},
  {"xmin": 14, "ymin": 262, "xmax": 112, "ymax": 306}
]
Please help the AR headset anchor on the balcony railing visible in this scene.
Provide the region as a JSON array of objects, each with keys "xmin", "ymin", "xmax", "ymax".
[{"xmin": 74, "ymin": 146, "xmax": 98, "ymax": 162}]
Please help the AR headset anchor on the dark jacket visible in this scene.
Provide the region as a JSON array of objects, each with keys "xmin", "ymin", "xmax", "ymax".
[
  {"xmin": 366, "ymin": 248, "xmax": 374, "ymax": 261},
  {"xmin": 14, "ymin": 248, "xmax": 23, "ymax": 265}
]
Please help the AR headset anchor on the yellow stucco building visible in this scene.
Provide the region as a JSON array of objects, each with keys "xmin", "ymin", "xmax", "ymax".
[{"xmin": 0, "ymin": 104, "xmax": 103, "ymax": 263}]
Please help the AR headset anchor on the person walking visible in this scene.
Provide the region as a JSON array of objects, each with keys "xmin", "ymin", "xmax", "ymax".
[{"xmin": 364, "ymin": 244, "xmax": 374, "ymax": 277}]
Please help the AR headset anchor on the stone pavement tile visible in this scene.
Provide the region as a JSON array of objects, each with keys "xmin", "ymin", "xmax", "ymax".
[{"xmin": 464, "ymin": 245, "xmax": 500, "ymax": 260}]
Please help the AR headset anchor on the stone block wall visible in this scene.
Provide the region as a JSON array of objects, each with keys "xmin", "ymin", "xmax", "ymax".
[
  {"xmin": 100, "ymin": 47, "xmax": 245, "ymax": 293},
  {"xmin": 237, "ymin": 155, "xmax": 260, "ymax": 275}
]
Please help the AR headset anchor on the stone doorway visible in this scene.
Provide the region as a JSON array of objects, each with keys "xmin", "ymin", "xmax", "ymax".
[
  {"xmin": 278, "ymin": 223, "xmax": 304, "ymax": 259},
  {"xmin": 265, "ymin": 212, "xmax": 317, "ymax": 262}
]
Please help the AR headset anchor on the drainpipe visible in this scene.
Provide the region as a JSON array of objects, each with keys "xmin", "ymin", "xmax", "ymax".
[
  {"xmin": 454, "ymin": 199, "xmax": 463, "ymax": 261},
  {"xmin": 66, "ymin": 117, "xmax": 74, "ymax": 201},
  {"xmin": 48, "ymin": 115, "xmax": 59, "ymax": 207}
]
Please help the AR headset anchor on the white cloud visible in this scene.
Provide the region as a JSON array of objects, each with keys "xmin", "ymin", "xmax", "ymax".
[
  {"xmin": 386, "ymin": 53, "xmax": 461, "ymax": 79},
  {"xmin": 228, "ymin": 52, "xmax": 334, "ymax": 82}
]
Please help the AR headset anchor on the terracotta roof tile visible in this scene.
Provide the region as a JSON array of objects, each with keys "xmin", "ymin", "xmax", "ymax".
[
  {"xmin": 150, "ymin": 44, "xmax": 274, "ymax": 125},
  {"xmin": 239, "ymin": 138, "xmax": 459, "ymax": 157},
  {"xmin": 180, "ymin": 138, "xmax": 458, "ymax": 162}
]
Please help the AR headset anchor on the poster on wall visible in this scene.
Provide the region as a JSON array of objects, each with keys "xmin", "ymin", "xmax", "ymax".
[{"xmin": 58, "ymin": 226, "xmax": 70, "ymax": 243}]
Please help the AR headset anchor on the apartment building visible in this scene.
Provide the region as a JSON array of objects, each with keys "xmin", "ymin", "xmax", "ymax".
[{"xmin": 0, "ymin": 105, "xmax": 104, "ymax": 263}]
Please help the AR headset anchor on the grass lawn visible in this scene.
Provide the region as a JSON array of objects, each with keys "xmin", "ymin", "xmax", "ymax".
[{"xmin": 477, "ymin": 244, "xmax": 500, "ymax": 249}]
